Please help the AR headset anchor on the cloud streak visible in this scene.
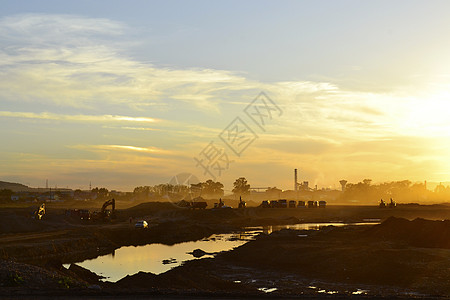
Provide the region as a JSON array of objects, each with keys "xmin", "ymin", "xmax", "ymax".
[
  {"xmin": 1, "ymin": 13, "xmax": 449, "ymax": 190},
  {"xmin": 0, "ymin": 111, "xmax": 158, "ymax": 123}
]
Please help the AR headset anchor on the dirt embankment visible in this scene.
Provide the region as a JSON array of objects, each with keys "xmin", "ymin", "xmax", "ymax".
[
  {"xmin": 3, "ymin": 203, "xmax": 450, "ymax": 298},
  {"xmin": 0, "ymin": 204, "xmax": 305, "ymax": 264},
  {"xmin": 365, "ymin": 216, "xmax": 450, "ymax": 248},
  {"xmin": 101, "ymin": 217, "xmax": 450, "ymax": 298},
  {"xmin": 216, "ymin": 217, "xmax": 450, "ymax": 296}
]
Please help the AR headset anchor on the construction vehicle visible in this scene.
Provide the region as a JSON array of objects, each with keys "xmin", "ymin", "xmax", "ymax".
[
  {"xmin": 260, "ymin": 200, "xmax": 270, "ymax": 208},
  {"xmin": 177, "ymin": 200, "xmax": 192, "ymax": 208},
  {"xmin": 308, "ymin": 200, "xmax": 318, "ymax": 208},
  {"xmin": 65, "ymin": 209, "xmax": 91, "ymax": 220},
  {"xmin": 388, "ymin": 198, "xmax": 397, "ymax": 208},
  {"xmin": 213, "ymin": 198, "xmax": 232, "ymax": 209},
  {"xmin": 278, "ymin": 199, "xmax": 288, "ymax": 208},
  {"xmin": 379, "ymin": 198, "xmax": 396, "ymax": 208},
  {"xmin": 34, "ymin": 203, "xmax": 45, "ymax": 220},
  {"xmin": 177, "ymin": 198, "xmax": 207, "ymax": 209},
  {"xmin": 238, "ymin": 196, "xmax": 246, "ymax": 208},
  {"xmin": 92, "ymin": 198, "xmax": 116, "ymax": 222},
  {"xmin": 215, "ymin": 198, "xmax": 225, "ymax": 208},
  {"xmin": 270, "ymin": 200, "xmax": 279, "ymax": 208},
  {"xmin": 297, "ymin": 201, "xmax": 306, "ymax": 208}
]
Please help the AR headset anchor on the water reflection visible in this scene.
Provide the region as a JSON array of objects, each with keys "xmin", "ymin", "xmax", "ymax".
[
  {"xmin": 77, "ymin": 232, "xmax": 252, "ymax": 282},
  {"xmin": 77, "ymin": 222, "xmax": 377, "ymax": 282},
  {"xmin": 251, "ymin": 222, "xmax": 377, "ymax": 235}
]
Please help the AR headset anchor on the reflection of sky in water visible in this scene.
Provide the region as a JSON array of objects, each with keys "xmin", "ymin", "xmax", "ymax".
[
  {"xmin": 77, "ymin": 232, "xmax": 253, "ymax": 282},
  {"xmin": 77, "ymin": 222, "xmax": 377, "ymax": 282},
  {"xmin": 248, "ymin": 222, "xmax": 378, "ymax": 234}
]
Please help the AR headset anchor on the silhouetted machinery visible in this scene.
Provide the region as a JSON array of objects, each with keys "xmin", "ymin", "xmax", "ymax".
[
  {"xmin": 92, "ymin": 198, "xmax": 116, "ymax": 221},
  {"xmin": 177, "ymin": 198, "xmax": 207, "ymax": 209},
  {"xmin": 389, "ymin": 198, "xmax": 397, "ymax": 208},
  {"xmin": 215, "ymin": 198, "xmax": 225, "ymax": 208},
  {"xmin": 260, "ymin": 200, "xmax": 270, "ymax": 208},
  {"xmin": 213, "ymin": 198, "xmax": 231, "ymax": 209},
  {"xmin": 307, "ymin": 200, "xmax": 318, "ymax": 208},
  {"xmin": 379, "ymin": 198, "xmax": 396, "ymax": 208},
  {"xmin": 65, "ymin": 209, "xmax": 91, "ymax": 220},
  {"xmin": 297, "ymin": 200, "xmax": 306, "ymax": 208},
  {"xmin": 238, "ymin": 196, "xmax": 246, "ymax": 208},
  {"xmin": 34, "ymin": 203, "xmax": 45, "ymax": 220}
]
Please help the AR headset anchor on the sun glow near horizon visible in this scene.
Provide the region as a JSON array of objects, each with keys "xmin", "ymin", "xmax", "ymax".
[{"xmin": 0, "ymin": 3, "xmax": 449, "ymax": 191}]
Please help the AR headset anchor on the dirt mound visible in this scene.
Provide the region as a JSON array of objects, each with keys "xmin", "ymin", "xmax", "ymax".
[
  {"xmin": 123, "ymin": 201, "xmax": 175, "ymax": 215},
  {"xmin": 116, "ymin": 259, "xmax": 255, "ymax": 293},
  {"xmin": 0, "ymin": 260, "xmax": 86, "ymax": 291},
  {"xmin": 69, "ymin": 264, "xmax": 104, "ymax": 284},
  {"xmin": 0, "ymin": 212, "xmax": 47, "ymax": 233},
  {"xmin": 365, "ymin": 217, "xmax": 450, "ymax": 248},
  {"xmin": 219, "ymin": 224, "xmax": 450, "ymax": 293}
]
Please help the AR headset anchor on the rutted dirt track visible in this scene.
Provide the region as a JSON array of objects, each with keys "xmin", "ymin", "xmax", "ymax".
[{"xmin": 2, "ymin": 202, "xmax": 450, "ymax": 298}]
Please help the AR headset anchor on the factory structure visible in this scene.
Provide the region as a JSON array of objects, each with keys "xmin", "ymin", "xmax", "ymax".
[
  {"xmin": 294, "ymin": 168, "xmax": 312, "ymax": 192},
  {"xmin": 248, "ymin": 168, "xmax": 341, "ymax": 204}
]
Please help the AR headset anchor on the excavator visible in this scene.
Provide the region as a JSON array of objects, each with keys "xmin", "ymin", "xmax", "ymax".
[
  {"xmin": 379, "ymin": 198, "xmax": 396, "ymax": 208},
  {"xmin": 238, "ymin": 196, "xmax": 246, "ymax": 208},
  {"xmin": 34, "ymin": 203, "xmax": 45, "ymax": 220},
  {"xmin": 91, "ymin": 198, "xmax": 116, "ymax": 222}
]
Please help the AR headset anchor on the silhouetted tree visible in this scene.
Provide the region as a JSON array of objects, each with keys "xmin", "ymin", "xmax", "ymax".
[
  {"xmin": 232, "ymin": 177, "xmax": 250, "ymax": 196},
  {"xmin": 202, "ymin": 179, "xmax": 224, "ymax": 196},
  {"xmin": 363, "ymin": 179, "xmax": 372, "ymax": 186},
  {"xmin": 92, "ymin": 187, "xmax": 109, "ymax": 199},
  {"xmin": 190, "ymin": 183, "xmax": 203, "ymax": 197}
]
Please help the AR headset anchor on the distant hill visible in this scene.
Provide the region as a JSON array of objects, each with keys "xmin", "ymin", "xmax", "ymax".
[{"xmin": 0, "ymin": 181, "xmax": 32, "ymax": 192}]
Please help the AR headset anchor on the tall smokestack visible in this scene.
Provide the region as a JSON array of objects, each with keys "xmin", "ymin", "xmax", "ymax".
[{"xmin": 294, "ymin": 169, "xmax": 298, "ymax": 191}]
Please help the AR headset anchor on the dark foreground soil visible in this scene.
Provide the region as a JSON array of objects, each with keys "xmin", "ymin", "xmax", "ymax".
[{"xmin": 2, "ymin": 203, "xmax": 450, "ymax": 298}]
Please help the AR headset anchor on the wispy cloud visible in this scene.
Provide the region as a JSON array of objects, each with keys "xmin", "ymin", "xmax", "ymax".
[
  {"xmin": 95, "ymin": 145, "xmax": 163, "ymax": 153},
  {"xmin": 0, "ymin": 14, "xmax": 259, "ymax": 112},
  {"xmin": 1, "ymin": 13, "xmax": 449, "ymax": 190},
  {"xmin": 102, "ymin": 126, "xmax": 159, "ymax": 131},
  {"xmin": 0, "ymin": 111, "xmax": 158, "ymax": 123},
  {"xmin": 70, "ymin": 144, "xmax": 176, "ymax": 156}
]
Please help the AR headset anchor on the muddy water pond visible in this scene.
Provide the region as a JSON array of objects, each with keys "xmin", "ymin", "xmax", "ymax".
[{"xmin": 76, "ymin": 222, "xmax": 377, "ymax": 282}]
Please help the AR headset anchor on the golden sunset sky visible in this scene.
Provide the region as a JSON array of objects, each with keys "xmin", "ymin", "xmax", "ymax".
[{"xmin": 1, "ymin": 1, "xmax": 449, "ymax": 191}]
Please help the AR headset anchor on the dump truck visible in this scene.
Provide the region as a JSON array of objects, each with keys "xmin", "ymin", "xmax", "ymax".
[
  {"xmin": 297, "ymin": 200, "xmax": 306, "ymax": 208},
  {"xmin": 308, "ymin": 200, "xmax": 318, "ymax": 208}
]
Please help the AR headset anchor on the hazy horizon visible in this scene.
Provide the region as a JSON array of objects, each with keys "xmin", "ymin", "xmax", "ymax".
[{"xmin": 1, "ymin": 1, "xmax": 449, "ymax": 192}]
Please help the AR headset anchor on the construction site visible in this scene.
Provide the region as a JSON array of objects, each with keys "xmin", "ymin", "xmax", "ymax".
[
  {"xmin": 2, "ymin": 193, "xmax": 450, "ymax": 299},
  {"xmin": 2, "ymin": 167, "xmax": 450, "ymax": 299}
]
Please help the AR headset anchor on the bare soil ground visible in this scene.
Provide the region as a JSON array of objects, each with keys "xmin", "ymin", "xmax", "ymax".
[{"xmin": 1, "ymin": 202, "xmax": 450, "ymax": 298}]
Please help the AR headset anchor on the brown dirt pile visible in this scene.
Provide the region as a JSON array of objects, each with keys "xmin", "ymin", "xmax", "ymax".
[
  {"xmin": 365, "ymin": 216, "xmax": 450, "ymax": 248},
  {"xmin": 219, "ymin": 220, "xmax": 450, "ymax": 296},
  {"xmin": 115, "ymin": 259, "xmax": 257, "ymax": 295}
]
